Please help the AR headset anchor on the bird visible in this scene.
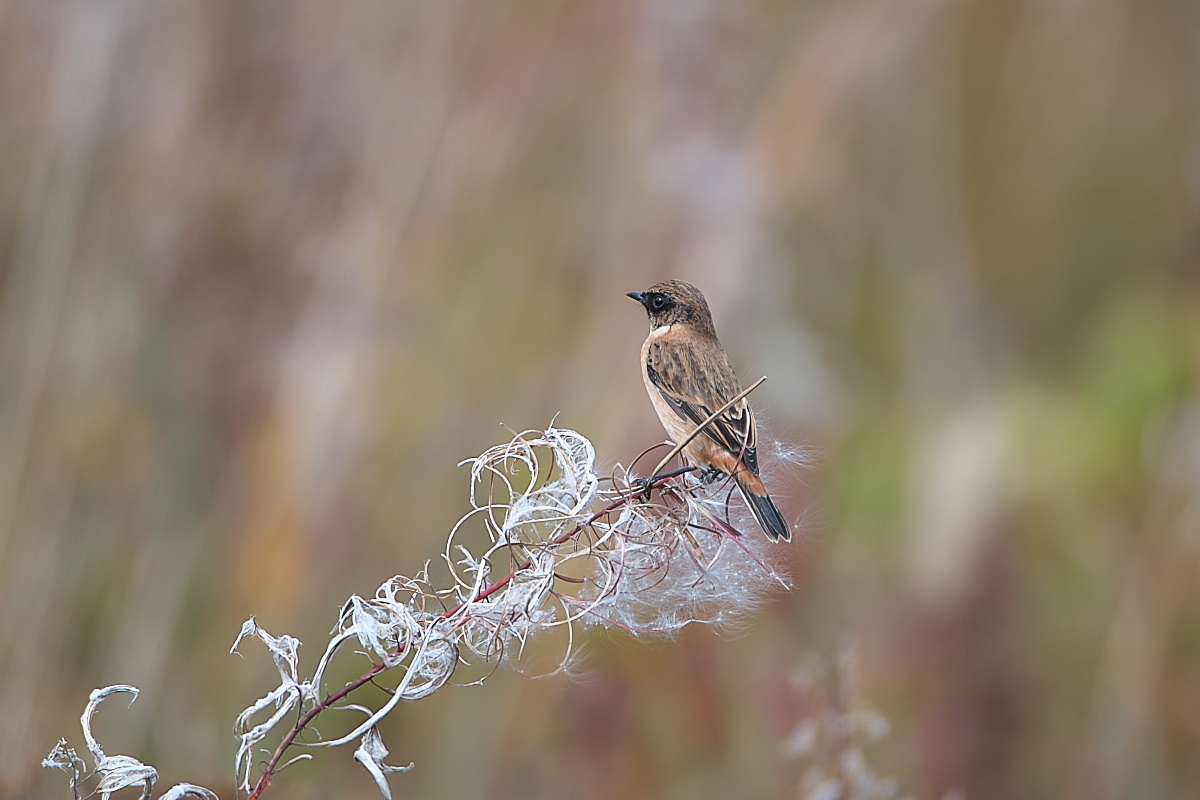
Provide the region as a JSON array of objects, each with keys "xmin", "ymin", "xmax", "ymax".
[{"xmin": 627, "ymin": 280, "xmax": 790, "ymax": 542}]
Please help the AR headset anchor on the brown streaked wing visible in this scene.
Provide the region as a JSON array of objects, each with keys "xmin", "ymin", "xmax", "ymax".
[{"xmin": 645, "ymin": 338, "xmax": 760, "ymax": 474}]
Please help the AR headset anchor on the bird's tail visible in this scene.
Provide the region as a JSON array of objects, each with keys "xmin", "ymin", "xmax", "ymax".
[{"xmin": 733, "ymin": 469, "xmax": 791, "ymax": 542}]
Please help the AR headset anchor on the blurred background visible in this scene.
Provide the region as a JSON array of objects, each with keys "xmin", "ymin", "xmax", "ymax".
[{"xmin": 2, "ymin": 1, "xmax": 1199, "ymax": 798}]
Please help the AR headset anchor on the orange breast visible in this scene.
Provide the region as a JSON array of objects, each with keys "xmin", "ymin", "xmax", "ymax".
[{"xmin": 639, "ymin": 325, "xmax": 717, "ymax": 470}]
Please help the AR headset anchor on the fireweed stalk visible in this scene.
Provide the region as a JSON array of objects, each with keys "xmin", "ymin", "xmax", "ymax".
[{"xmin": 45, "ymin": 421, "xmax": 793, "ymax": 800}]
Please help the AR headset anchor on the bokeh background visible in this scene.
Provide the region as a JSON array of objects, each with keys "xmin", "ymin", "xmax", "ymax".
[{"xmin": 2, "ymin": 1, "xmax": 1199, "ymax": 798}]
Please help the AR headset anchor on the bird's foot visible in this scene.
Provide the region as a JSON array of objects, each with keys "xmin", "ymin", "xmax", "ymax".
[{"xmin": 633, "ymin": 466, "xmax": 697, "ymax": 498}]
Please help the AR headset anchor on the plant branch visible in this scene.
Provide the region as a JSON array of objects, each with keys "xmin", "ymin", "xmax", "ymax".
[{"xmin": 246, "ymin": 466, "xmax": 690, "ymax": 799}]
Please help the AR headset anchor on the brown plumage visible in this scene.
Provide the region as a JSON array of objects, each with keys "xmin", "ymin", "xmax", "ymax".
[{"xmin": 627, "ymin": 280, "xmax": 790, "ymax": 542}]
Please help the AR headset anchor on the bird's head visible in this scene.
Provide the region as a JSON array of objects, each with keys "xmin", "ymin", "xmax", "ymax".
[{"xmin": 627, "ymin": 280, "xmax": 716, "ymax": 335}]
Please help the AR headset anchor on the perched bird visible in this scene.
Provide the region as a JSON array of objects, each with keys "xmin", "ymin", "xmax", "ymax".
[{"xmin": 628, "ymin": 280, "xmax": 790, "ymax": 542}]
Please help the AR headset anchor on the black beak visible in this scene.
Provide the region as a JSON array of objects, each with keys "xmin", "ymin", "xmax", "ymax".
[{"xmin": 626, "ymin": 291, "xmax": 646, "ymax": 306}]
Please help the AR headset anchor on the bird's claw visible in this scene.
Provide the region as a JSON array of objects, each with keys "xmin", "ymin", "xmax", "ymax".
[{"xmin": 633, "ymin": 466, "xmax": 698, "ymax": 499}]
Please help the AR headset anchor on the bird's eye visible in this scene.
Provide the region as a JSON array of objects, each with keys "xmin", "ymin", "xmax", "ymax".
[{"xmin": 650, "ymin": 294, "xmax": 670, "ymax": 311}]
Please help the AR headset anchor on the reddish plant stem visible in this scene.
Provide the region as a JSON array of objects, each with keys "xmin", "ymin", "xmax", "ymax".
[
  {"xmin": 247, "ymin": 472, "xmax": 681, "ymax": 799},
  {"xmin": 247, "ymin": 661, "xmax": 389, "ymax": 799}
]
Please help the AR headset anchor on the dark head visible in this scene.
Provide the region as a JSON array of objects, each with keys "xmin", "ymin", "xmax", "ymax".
[{"xmin": 627, "ymin": 280, "xmax": 718, "ymax": 335}]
